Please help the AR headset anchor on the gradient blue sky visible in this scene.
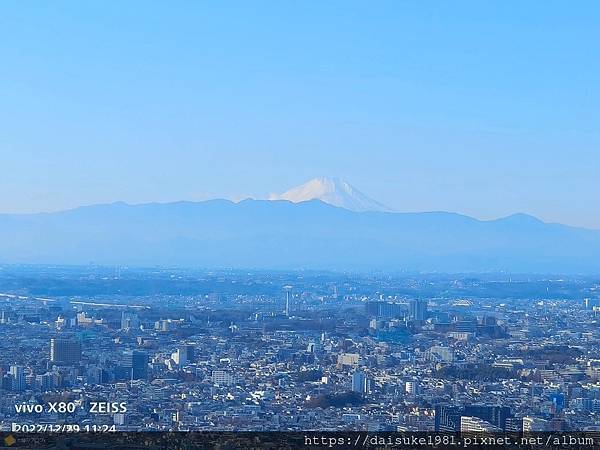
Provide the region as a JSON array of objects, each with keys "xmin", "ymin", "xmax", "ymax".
[{"xmin": 1, "ymin": 1, "xmax": 599, "ymax": 227}]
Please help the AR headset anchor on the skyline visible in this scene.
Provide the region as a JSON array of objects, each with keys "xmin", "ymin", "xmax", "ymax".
[{"xmin": 2, "ymin": 2, "xmax": 600, "ymax": 227}]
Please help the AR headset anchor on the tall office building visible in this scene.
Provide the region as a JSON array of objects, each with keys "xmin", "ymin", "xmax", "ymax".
[
  {"xmin": 351, "ymin": 370, "xmax": 371, "ymax": 394},
  {"xmin": 50, "ymin": 338, "xmax": 82, "ymax": 365},
  {"xmin": 435, "ymin": 405, "xmax": 462, "ymax": 431},
  {"xmin": 283, "ymin": 286, "xmax": 292, "ymax": 317},
  {"xmin": 183, "ymin": 344, "xmax": 195, "ymax": 362},
  {"xmin": 9, "ymin": 365, "xmax": 26, "ymax": 392},
  {"xmin": 172, "ymin": 346, "xmax": 194, "ymax": 367},
  {"xmin": 408, "ymin": 299, "xmax": 427, "ymax": 321},
  {"xmin": 124, "ymin": 350, "xmax": 148, "ymax": 380},
  {"xmin": 464, "ymin": 404, "xmax": 511, "ymax": 430}
]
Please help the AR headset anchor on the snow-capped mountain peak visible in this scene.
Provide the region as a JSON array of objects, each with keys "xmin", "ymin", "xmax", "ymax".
[{"xmin": 269, "ymin": 177, "xmax": 392, "ymax": 212}]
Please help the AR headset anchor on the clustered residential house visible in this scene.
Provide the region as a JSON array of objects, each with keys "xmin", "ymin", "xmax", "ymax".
[{"xmin": 1, "ymin": 274, "xmax": 599, "ymax": 432}]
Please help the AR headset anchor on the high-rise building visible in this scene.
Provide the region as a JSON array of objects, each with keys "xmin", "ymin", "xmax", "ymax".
[
  {"xmin": 408, "ymin": 299, "xmax": 427, "ymax": 321},
  {"xmin": 428, "ymin": 346, "xmax": 455, "ymax": 363},
  {"xmin": 464, "ymin": 404, "xmax": 511, "ymax": 430},
  {"xmin": 124, "ymin": 350, "xmax": 148, "ymax": 380},
  {"xmin": 351, "ymin": 371, "xmax": 371, "ymax": 394},
  {"xmin": 505, "ymin": 417, "xmax": 524, "ymax": 433},
  {"xmin": 183, "ymin": 344, "xmax": 195, "ymax": 362},
  {"xmin": 549, "ymin": 417, "xmax": 568, "ymax": 432},
  {"xmin": 212, "ymin": 370, "xmax": 233, "ymax": 386},
  {"xmin": 405, "ymin": 380, "xmax": 420, "ymax": 396},
  {"xmin": 283, "ymin": 286, "xmax": 293, "ymax": 317},
  {"xmin": 9, "ymin": 365, "xmax": 26, "ymax": 392},
  {"xmin": 366, "ymin": 301, "xmax": 404, "ymax": 319},
  {"xmin": 87, "ymin": 367, "xmax": 108, "ymax": 385},
  {"xmin": 549, "ymin": 392, "xmax": 566, "ymax": 413},
  {"xmin": 435, "ymin": 405, "xmax": 462, "ymax": 431},
  {"xmin": 454, "ymin": 320, "xmax": 476, "ymax": 332},
  {"xmin": 120, "ymin": 312, "xmax": 139, "ymax": 331},
  {"xmin": 584, "ymin": 298, "xmax": 600, "ymax": 310},
  {"xmin": 50, "ymin": 338, "xmax": 82, "ymax": 365},
  {"xmin": 36, "ymin": 373, "xmax": 54, "ymax": 391},
  {"xmin": 113, "ymin": 413, "xmax": 127, "ymax": 426},
  {"xmin": 464, "ymin": 405, "xmax": 511, "ymax": 430},
  {"xmin": 482, "ymin": 315, "xmax": 497, "ymax": 326},
  {"xmin": 172, "ymin": 348, "xmax": 188, "ymax": 367},
  {"xmin": 523, "ymin": 416, "xmax": 548, "ymax": 432}
]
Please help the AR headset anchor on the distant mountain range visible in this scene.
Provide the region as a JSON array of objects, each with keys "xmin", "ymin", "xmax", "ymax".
[
  {"xmin": 269, "ymin": 177, "xmax": 392, "ymax": 212},
  {"xmin": 1, "ymin": 192, "xmax": 599, "ymax": 273}
]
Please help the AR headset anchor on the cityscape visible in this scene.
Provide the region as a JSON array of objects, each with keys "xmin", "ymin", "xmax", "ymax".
[
  {"xmin": 2, "ymin": 1, "xmax": 600, "ymax": 446},
  {"xmin": 1, "ymin": 265, "xmax": 599, "ymax": 433}
]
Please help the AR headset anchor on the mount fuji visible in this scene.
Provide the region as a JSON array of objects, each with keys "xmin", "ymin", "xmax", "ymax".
[
  {"xmin": 1, "ymin": 180, "xmax": 600, "ymax": 272},
  {"xmin": 269, "ymin": 177, "xmax": 392, "ymax": 212}
]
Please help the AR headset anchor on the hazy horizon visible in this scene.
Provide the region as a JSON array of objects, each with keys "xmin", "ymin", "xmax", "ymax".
[
  {"xmin": 2, "ymin": 2, "xmax": 599, "ymax": 227},
  {"xmin": 2, "ymin": 178, "xmax": 599, "ymax": 232},
  {"xmin": 2, "ymin": 174, "xmax": 599, "ymax": 232}
]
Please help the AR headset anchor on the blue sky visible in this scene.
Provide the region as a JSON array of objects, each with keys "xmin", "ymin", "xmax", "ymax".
[{"xmin": 1, "ymin": 1, "xmax": 599, "ymax": 227}]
